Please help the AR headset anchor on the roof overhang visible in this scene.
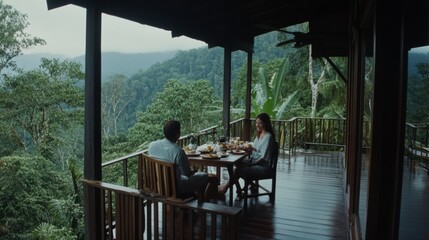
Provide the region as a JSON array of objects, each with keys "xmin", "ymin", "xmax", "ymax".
[{"xmin": 47, "ymin": 0, "xmax": 350, "ymax": 57}]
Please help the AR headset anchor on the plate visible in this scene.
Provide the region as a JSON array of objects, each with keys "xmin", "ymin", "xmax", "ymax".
[
  {"xmin": 199, "ymin": 149, "xmax": 212, "ymax": 154},
  {"xmin": 219, "ymin": 152, "xmax": 229, "ymax": 157},
  {"xmin": 201, "ymin": 154, "xmax": 220, "ymax": 159},
  {"xmin": 186, "ymin": 152, "xmax": 200, "ymax": 156},
  {"xmin": 231, "ymin": 150, "xmax": 246, "ymax": 155}
]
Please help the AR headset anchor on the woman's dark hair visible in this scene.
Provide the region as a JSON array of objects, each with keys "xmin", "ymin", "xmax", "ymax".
[
  {"xmin": 256, "ymin": 113, "xmax": 276, "ymax": 141},
  {"xmin": 164, "ymin": 120, "xmax": 180, "ymax": 142}
]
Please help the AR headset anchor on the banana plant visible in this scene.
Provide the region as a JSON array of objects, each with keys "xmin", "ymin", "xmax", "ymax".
[{"xmin": 252, "ymin": 58, "xmax": 300, "ymax": 119}]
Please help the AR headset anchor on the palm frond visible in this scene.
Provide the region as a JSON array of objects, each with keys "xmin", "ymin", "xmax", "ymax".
[
  {"xmin": 275, "ymin": 90, "xmax": 300, "ymax": 120},
  {"xmin": 273, "ymin": 58, "xmax": 289, "ymax": 106}
]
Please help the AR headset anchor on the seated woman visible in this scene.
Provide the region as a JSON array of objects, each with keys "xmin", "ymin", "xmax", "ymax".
[{"xmin": 220, "ymin": 112, "xmax": 276, "ymax": 197}]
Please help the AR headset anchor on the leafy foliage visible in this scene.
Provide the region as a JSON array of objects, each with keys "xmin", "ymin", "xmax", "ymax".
[
  {"xmin": 407, "ymin": 62, "xmax": 429, "ymax": 122},
  {"xmin": 0, "ymin": 58, "xmax": 84, "ymax": 160},
  {"xmin": 317, "ymin": 57, "xmax": 347, "ymax": 118},
  {"xmin": 252, "ymin": 58, "xmax": 301, "ymax": 119},
  {"xmin": 31, "ymin": 223, "xmax": 75, "ymax": 240},
  {"xmin": 102, "ymin": 74, "xmax": 131, "ymax": 138},
  {"xmin": 127, "ymin": 79, "xmax": 221, "ymax": 150},
  {"xmin": 0, "ymin": 155, "xmax": 78, "ymax": 239},
  {"xmin": 0, "ymin": 1, "xmax": 45, "ymax": 74},
  {"xmin": 107, "ymin": 32, "xmax": 288, "ymax": 133}
]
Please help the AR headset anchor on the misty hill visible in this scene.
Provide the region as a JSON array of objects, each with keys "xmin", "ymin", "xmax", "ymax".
[
  {"xmin": 14, "ymin": 51, "xmax": 177, "ymax": 82},
  {"xmin": 109, "ymin": 35, "xmax": 429, "ymax": 134},
  {"xmin": 116, "ymin": 31, "xmax": 290, "ymax": 132},
  {"xmin": 12, "ymin": 33, "xmax": 429, "ymax": 135},
  {"xmin": 408, "ymin": 51, "xmax": 429, "ymax": 77}
]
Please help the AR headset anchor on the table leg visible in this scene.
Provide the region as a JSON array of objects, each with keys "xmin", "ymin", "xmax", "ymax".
[
  {"xmin": 227, "ymin": 166, "xmax": 234, "ymax": 206},
  {"xmin": 216, "ymin": 166, "xmax": 221, "ymax": 182}
]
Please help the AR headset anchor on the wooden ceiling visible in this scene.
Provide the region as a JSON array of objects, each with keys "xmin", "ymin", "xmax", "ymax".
[{"xmin": 47, "ymin": 0, "xmax": 350, "ymax": 57}]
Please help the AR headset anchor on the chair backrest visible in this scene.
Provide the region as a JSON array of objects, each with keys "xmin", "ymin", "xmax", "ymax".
[
  {"xmin": 269, "ymin": 141, "xmax": 279, "ymax": 170},
  {"xmin": 141, "ymin": 154, "xmax": 177, "ymax": 198}
]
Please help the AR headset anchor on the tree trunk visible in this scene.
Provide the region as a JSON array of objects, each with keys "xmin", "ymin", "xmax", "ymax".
[
  {"xmin": 308, "ymin": 45, "xmax": 317, "ymax": 117},
  {"xmin": 308, "ymin": 45, "xmax": 330, "ymax": 117}
]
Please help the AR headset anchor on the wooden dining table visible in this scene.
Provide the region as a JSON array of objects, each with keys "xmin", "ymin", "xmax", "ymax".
[{"xmin": 187, "ymin": 152, "xmax": 248, "ymax": 206}]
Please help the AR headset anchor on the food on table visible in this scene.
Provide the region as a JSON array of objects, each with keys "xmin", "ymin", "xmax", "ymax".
[
  {"xmin": 199, "ymin": 148, "xmax": 211, "ymax": 153},
  {"xmin": 201, "ymin": 153, "xmax": 220, "ymax": 158},
  {"xmin": 231, "ymin": 149, "xmax": 246, "ymax": 154}
]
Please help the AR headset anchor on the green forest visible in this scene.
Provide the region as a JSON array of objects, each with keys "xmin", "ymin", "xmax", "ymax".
[{"xmin": 0, "ymin": 1, "xmax": 428, "ymax": 239}]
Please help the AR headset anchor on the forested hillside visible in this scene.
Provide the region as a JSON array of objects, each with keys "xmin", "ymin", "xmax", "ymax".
[
  {"xmin": 13, "ymin": 51, "xmax": 177, "ymax": 82},
  {"xmin": 408, "ymin": 51, "xmax": 429, "ymax": 76},
  {"xmin": 407, "ymin": 52, "xmax": 429, "ymax": 122},
  {"xmin": 108, "ymin": 31, "xmax": 289, "ymax": 133},
  {"xmin": 105, "ymin": 39, "xmax": 429, "ymax": 135}
]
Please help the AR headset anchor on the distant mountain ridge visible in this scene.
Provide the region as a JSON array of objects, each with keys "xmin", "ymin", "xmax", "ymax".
[{"xmin": 14, "ymin": 51, "xmax": 178, "ymax": 82}]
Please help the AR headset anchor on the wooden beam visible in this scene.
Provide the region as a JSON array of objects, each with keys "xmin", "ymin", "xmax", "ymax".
[
  {"xmin": 324, "ymin": 56, "xmax": 347, "ymax": 84},
  {"xmin": 244, "ymin": 51, "xmax": 253, "ymax": 141},
  {"xmin": 83, "ymin": 2, "xmax": 103, "ymax": 239},
  {"xmin": 46, "ymin": 0, "xmax": 72, "ymax": 10},
  {"xmin": 223, "ymin": 48, "xmax": 232, "ymax": 138},
  {"xmin": 346, "ymin": 26, "xmax": 366, "ymax": 236},
  {"xmin": 365, "ymin": 1, "xmax": 405, "ymax": 238}
]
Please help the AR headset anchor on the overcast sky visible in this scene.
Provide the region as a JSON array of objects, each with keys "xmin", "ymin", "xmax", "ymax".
[{"xmin": 4, "ymin": 0, "xmax": 206, "ymax": 58}]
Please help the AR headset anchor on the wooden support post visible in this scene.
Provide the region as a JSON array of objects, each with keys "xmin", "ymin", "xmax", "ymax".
[
  {"xmin": 83, "ymin": 2, "xmax": 102, "ymax": 239},
  {"xmin": 366, "ymin": 1, "xmax": 405, "ymax": 238},
  {"xmin": 223, "ymin": 48, "xmax": 232, "ymax": 138},
  {"xmin": 244, "ymin": 51, "xmax": 253, "ymax": 141}
]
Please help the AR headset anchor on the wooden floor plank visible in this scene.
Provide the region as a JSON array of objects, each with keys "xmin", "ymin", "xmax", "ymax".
[
  {"xmin": 398, "ymin": 157, "xmax": 429, "ymax": 239},
  {"xmin": 155, "ymin": 149, "xmax": 429, "ymax": 240},
  {"xmin": 119, "ymin": 147, "xmax": 429, "ymax": 239},
  {"xmin": 201, "ymin": 150, "xmax": 429, "ymax": 239},
  {"xmin": 228, "ymin": 151, "xmax": 349, "ymax": 240}
]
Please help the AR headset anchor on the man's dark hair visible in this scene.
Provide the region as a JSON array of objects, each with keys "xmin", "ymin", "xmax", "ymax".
[{"xmin": 164, "ymin": 120, "xmax": 180, "ymax": 142}]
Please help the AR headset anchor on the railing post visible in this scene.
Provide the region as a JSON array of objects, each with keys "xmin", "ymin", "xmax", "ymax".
[
  {"xmin": 243, "ymin": 118, "xmax": 251, "ymax": 141},
  {"xmin": 123, "ymin": 159, "xmax": 128, "ymax": 187},
  {"xmin": 138, "ymin": 154, "xmax": 143, "ymax": 190},
  {"xmin": 425, "ymin": 124, "xmax": 429, "ymax": 146}
]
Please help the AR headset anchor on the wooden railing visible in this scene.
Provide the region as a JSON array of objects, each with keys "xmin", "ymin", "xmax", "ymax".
[
  {"xmin": 102, "ymin": 117, "xmax": 352, "ymax": 187},
  {"xmin": 405, "ymin": 123, "xmax": 429, "ymax": 164},
  {"xmin": 287, "ymin": 117, "xmax": 347, "ymax": 153},
  {"xmin": 239, "ymin": 117, "xmax": 348, "ymax": 154},
  {"xmin": 178, "ymin": 125, "xmax": 218, "ymax": 147},
  {"xmin": 102, "ymin": 150, "xmax": 146, "ymax": 189},
  {"xmin": 83, "ymin": 180, "xmax": 242, "ymax": 240},
  {"xmin": 406, "ymin": 123, "xmax": 429, "ymax": 148}
]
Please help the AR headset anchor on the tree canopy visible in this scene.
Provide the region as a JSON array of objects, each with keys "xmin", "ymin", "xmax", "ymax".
[
  {"xmin": 0, "ymin": 58, "xmax": 84, "ymax": 160},
  {"xmin": 407, "ymin": 62, "xmax": 429, "ymax": 122},
  {"xmin": 127, "ymin": 79, "xmax": 221, "ymax": 151},
  {"xmin": 0, "ymin": 0, "xmax": 45, "ymax": 74},
  {"xmin": 0, "ymin": 155, "xmax": 82, "ymax": 240}
]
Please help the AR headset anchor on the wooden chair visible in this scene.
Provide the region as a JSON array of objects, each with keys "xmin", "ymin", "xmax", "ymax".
[
  {"xmin": 242, "ymin": 141, "xmax": 279, "ymax": 210},
  {"xmin": 139, "ymin": 154, "xmax": 243, "ymax": 239},
  {"xmin": 140, "ymin": 153, "xmax": 195, "ymax": 202}
]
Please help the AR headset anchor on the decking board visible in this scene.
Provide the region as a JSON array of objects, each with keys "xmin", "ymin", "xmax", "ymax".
[{"xmin": 232, "ymin": 151, "xmax": 348, "ymax": 240}]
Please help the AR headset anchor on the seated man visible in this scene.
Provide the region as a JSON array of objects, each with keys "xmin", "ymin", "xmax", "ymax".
[{"xmin": 148, "ymin": 120, "xmax": 222, "ymax": 201}]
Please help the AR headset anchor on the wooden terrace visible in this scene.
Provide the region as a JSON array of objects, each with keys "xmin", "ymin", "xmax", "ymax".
[
  {"xmin": 236, "ymin": 150, "xmax": 429, "ymax": 240},
  {"xmin": 96, "ymin": 149, "xmax": 350, "ymax": 240},
  {"xmin": 234, "ymin": 150, "xmax": 348, "ymax": 240},
  {"xmin": 45, "ymin": 1, "xmax": 429, "ymax": 238},
  {"xmin": 95, "ymin": 118, "xmax": 429, "ymax": 239}
]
